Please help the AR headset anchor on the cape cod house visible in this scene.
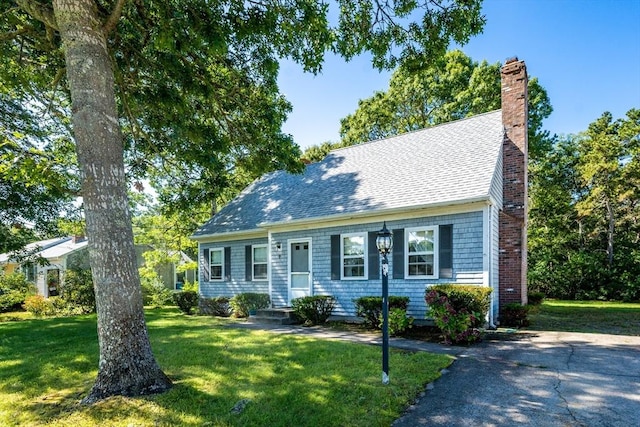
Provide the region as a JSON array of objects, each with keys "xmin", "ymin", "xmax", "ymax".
[{"xmin": 192, "ymin": 58, "xmax": 529, "ymax": 323}]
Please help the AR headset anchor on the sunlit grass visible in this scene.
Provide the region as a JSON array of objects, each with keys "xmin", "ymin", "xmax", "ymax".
[
  {"xmin": 526, "ymin": 300, "xmax": 640, "ymax": 335},
  {"xmin": 0, "ymin": 308, "xmax": 452, "ymax": 426}
]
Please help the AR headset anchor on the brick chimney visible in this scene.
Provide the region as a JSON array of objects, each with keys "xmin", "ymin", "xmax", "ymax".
[{"xmin": 499, "ymin": 58, "xmax": 528, "ymax": 313}]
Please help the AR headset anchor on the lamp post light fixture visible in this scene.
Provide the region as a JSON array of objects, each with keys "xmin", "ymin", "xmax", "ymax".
[{"xmin": 376, "ymin": 221, "xmax": 393, "ymax": 385}]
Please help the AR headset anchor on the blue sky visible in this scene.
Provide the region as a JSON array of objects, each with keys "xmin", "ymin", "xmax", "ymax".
[{"xmin": 277, "ymin": 0, "xmax": 640, "ymax": 150}]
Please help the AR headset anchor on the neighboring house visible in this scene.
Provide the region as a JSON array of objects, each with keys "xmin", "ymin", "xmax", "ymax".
[
  {"xmin": 0, "ymin": 236, "xmax": 88, "ymax": 297},
  {"xmin": 191, "ymin": 58, "xmax": 529, "ymax": 323},
  {"xmin": 1, "ymin": 237, "xmax": 197, "ymax": 295}
]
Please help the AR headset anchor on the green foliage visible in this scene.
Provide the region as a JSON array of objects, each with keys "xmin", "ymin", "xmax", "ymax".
[
  {"xmin": 527, "ymin": 292, "xmax": 545, "ymax": 306},
  {"xmin": 229, "ymin": 293, "xmax": 270, "ymax": 318},
  {"xmin": 181, "ymin": 280, "xmax": 198, "ymax": 293},
  {"xmin": 500, "ymin": 303, "xmax": 530, "ymax": 328},
  {"xmin": 141, "ymin": 277, "xmax": 173, "ymax": 309},
  {"xmin": 0, "ymin": 273, "xmax": 36, "ymax": 312},
  {"xmin": 380, "ymin": 308, "xmax": 414, "ymax": 337},
  {"xmin": 198, "ymin": 297, "xmax": 232, "ymax": 317},
  {"xmin": 339, "ymin": 50, "xmax": 553, "ymax": 160},
  {"xmin": 354, "ymin": 296, "xmax": 410, "ymax": 329},
  {"xmin": 22, "ymin": 295, "xmax": 53, "ymax": 317},
  {"xmin": 528, "ymin": 109, "xmax": 640, "ymax": 301},
  {"xmin": 60, "ymin": 270, "xmax": 95, "ymax": 314},
  {"xmin": 291, "ymin": 295, "xmax": 336, "ymax": 325},
  {"xmin": 173, "ymin": 291, "xmax": 199, "ymax": 315},
  {"xmin": 428, "ymin": 284, "xmax": 491, "ymax": 327},
  {"xmin": 425, "ymin": 285, "xmax": 492, "ymax": 344}
]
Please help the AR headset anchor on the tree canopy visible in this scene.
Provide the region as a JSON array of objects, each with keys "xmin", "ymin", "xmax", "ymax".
[
  {"xmin": 529, "ymin": 109, "xmax": 640, "ymax": 301},
  {"xmin": 303, "ymin": 50, "xmax": 553, "ymax": 162}
]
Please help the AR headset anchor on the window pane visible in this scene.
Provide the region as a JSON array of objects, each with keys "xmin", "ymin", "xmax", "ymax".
[
  {"xmin": 254, "ymin": 264, "xmax": 267, "ymax": 279},
  {"xmin": 343, "ymin": 236, "xmax": 364, "ymax": 256},
  {"xmin": 344, "ymin": 257, "xmax": 364, "ymax": 266},
  {"xmin": 211, "ymin": 266, "xmax": 222, "ymax": 279},
  {"xmin": 253, "ymin": 246, "xmax": 267, "ymax": 263},
  {"xmin": 344, "ymin": 265, "xmax": 365, "ymax": 277},
  {"xmin": 408, "ymin": 230, "xmax": 434, "ymax": 253},
  {"xmin": 211, "ymin": 250, "xmax": 222, "ymax": 264},
  {"xmin": 408, "ymin": 254, "xmax": 434, "ymax": 276}
]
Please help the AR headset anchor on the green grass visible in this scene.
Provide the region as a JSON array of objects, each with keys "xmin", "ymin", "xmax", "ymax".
[
  {"xmin": 526, "ymin": 300, "xmax": 640, "ymax": 336},
  {"xmin": 0, "ymin": 308, "xmax": 452, "ymax": 426}
]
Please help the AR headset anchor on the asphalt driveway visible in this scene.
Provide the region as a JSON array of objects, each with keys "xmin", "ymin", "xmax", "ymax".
[{"xmin": 393, "ymin": 331, "xmax": 640, "ymax": 427}]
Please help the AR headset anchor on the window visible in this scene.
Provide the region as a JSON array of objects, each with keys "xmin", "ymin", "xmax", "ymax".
[
  {"xmin": 209, "ymin": 248, "xmax": 224, "ymax": 281},
  {"xmin": 20, "ymin": 263, "xmax": 36, "ymax": 283},
  {"xmin": 405, "ymin": 226, "xmax": 438, "ymax": 278},
  {"xmin": 252, "ymin": 244, "xmax": 268, "ymax": 281},
  {"xmin": 341, "ymin": 233, "xmax": 367, "ymax": 279}
]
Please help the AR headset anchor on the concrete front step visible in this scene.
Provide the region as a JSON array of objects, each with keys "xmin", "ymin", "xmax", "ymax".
[{"xmin": 249, "ymin": 308, "xmax": 298, "ymax": 325}]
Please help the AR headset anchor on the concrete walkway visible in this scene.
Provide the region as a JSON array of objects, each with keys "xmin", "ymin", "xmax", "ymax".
[{"xmin": 230, "ymin": 322, "xmax": 640, "ymax": 426}]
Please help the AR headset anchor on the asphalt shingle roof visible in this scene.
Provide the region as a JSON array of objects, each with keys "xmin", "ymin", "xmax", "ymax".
[{"xmin": 193, "ymin": 110, "xmax": 503, "ymax": 237}]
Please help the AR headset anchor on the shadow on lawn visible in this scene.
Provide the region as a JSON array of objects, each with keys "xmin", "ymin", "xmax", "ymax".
[{"xmin": 7, "ymin": 310, "xmax": 428, "ymax": 426}]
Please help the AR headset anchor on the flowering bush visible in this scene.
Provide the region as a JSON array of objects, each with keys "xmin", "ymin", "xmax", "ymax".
[
  {"xmin": 23, "ymin": 295, "xmax": 54, "ymax": 317},
  {"xmin": 425, "ymin": 289, "xmax": 484, "ymax": 344}
]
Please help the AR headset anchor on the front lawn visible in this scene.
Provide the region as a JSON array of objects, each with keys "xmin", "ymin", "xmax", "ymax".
[
  {"xmin": 0, "ymin": 308, "xmax": 452, "ymax": 426},
  {"xmin": 525, "ymin": 300, "xmax": 640, "ymax": 336}
]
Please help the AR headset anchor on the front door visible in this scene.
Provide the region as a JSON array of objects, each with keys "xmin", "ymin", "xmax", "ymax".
[{"xmin": 289, "ymin": 239, "xmax": 311, "ymax": 303}]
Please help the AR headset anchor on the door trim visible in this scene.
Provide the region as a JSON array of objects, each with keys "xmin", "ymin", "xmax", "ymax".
[{"xmin": 287, "ymin": 238, "xmax": 312, "ymax": 304}]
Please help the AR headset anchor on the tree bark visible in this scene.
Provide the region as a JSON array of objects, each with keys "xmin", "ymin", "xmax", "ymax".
[
  {"xmin": 51, "ymin": 0, "xmax": 171, "ymax": 403},
  {"xmin": 605, "ymin": 197, "xmax": 614, "ymax": 267}
]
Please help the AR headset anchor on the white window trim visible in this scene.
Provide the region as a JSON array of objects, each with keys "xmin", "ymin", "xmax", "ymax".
[
  {"xmin": 209, "ymin": 247, "xmax": 224, "ymax": 282},
  {"xmin": 340, "ymin": 232, "xmax": 368, "ymax": 280},
  {"xmin": 405, "ymin": 226, "xmax": 439, "ymax": 279},
  {"xmin": 252, "ymin": 244, "xmax": 268, "ymax": 281}
]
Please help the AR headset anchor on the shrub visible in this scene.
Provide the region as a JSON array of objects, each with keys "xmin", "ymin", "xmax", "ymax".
[
  {"xmin": 527, "ymin": 291, "xmax": 545, "ymax": 306},
  {"xmin": 173, "ymin": 290, "xmax": 199, "ymax": 315},
  {"xmin": 380, "ymin": 308, "xmax": 414, "ymax": 336},
  {"xmin": 428, "ymin": 284, "xmax": 492, "ymax": 327},
  {"xmin": 60, "ymin": 269, "xmax": 95, "ymax": 313},
  {"xmin": 23, "ymin": 295, "xmax": 53, "ymax": 316},
  {"xmin": 229, "ymin": 293, "xmax": 270, "ymax": 318},
  {"xmin": 292, "ymin": 295, "xmax": 336, "ymax": 325},
  {"xmin": 141, "ymin": 276, "xmax": 173, "ymax": 308},
  {"xmin": 182, "ymin": 280, "xmax": 198, "ymax": 292},
  {"xmin": 425, "ymin": 285, "xmax": 492, "ymax": 344},
  {"xmin": 500, "ymin": 303, "xmax": 530, "ymax": 327},
  {"xmin": 0, "ymin": 273, "xmax": 36, "ymax": 313},
  {"xmin": 199, "ymin": 296, "xmax": 232, "ymax": 317},
  {"xmin": 354, "ymin": 296, "xmax": 410, "ymax": 329}
]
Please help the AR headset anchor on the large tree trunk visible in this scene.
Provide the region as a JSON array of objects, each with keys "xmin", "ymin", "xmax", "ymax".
[{"xmin": 52, "ymin": 0, "xmax": 171, "ymax": 403}]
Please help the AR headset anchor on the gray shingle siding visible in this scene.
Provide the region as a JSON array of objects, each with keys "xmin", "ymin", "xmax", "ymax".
[
  {"xmin": 199, "ymin": 238, "xmax": 269, "ymax": 299},
  {"xmin": 202, "ymin": 211, "xmax": 485, "ymax": 318}
]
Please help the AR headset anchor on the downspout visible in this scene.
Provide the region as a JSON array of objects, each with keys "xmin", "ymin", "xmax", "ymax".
[
  {"xmin": 267, "ymin": 229, "xmax": 273, "ymax": 308},
  {"xmin": 486, "ymin": 205, "xmax": 497, "ymax": 329}
]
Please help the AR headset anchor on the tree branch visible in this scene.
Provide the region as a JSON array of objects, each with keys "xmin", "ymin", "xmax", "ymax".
[
  {"xmin": 102, "ymin": 0, "xmax": 127, "ymax": 36},
  {"xmin": 0, "ymin": 25, "xmax": 34, "ymax": 42},
  {"xmin": 15, "ymin": 0, "xmax": 58, "ymax": 31}
]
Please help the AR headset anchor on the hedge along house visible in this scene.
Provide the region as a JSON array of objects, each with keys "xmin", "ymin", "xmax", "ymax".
[{"xmin": 192, "ymin": 58, "xmax": 529, "ymax": 323}]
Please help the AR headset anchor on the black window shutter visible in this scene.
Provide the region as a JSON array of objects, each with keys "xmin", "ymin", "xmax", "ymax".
[
  {"xmin": 224, "ymin": 247, "xmax": 231, "ymax": 281},
  {"xmin": 392, "ymin": 229, "xmax": 404, "ymax": 279},
  {"xmin": 367, "ymin": 231, "xmax": 379, "ymax": 280},
  {"xmin": 245, "ymin": 245, "xmax": 252, "ymax": 281},
  {"xmin": 330, "ymin": 235, "xmax": 340, "ymax": 280},
  {"xmin": 202, "ymin": 248, "xmax": 210, "ymax": 282},
  {"xmin": 439, "ymin": 224, "xmax": 453, "ymax": 278}
]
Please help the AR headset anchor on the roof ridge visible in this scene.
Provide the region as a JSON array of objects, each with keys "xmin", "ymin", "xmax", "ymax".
[{"xmin": 329, "ymin": 109, "xmax": 502, "ymax": 155}]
